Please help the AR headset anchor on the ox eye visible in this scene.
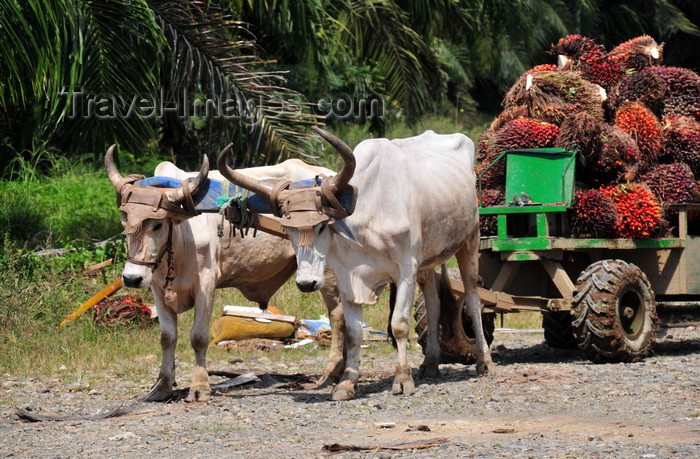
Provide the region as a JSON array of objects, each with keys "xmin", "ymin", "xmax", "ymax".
[
  {"xmin": 318, "ymin": 224, "xmax": 326, "ymax": 235},
  {"xmin": 153, "ymin": 222, "xmax": 163, "ymax": 231}
]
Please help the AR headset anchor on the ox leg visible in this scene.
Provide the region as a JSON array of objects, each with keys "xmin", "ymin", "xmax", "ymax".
[
  {"xmin": 149, "ymin": 295, "xmax": 177, "ymax": 401},
  {"xmin": 314, "ymin": 270, "xmax": 346, "ymax": 389},
  {"xmin": 417, "ymin": 270, "xmax": 441, "ymax": 378},
  {"xmin": 389, "ymin": 279, "xmax": 417, "ymax": 396},
  {"xmin": 186, "ymin": 294, "xmax": 213, "ymax": 402},
  {"xmin": 330, "ymin": 300, "xmax": 362, "ymax": 401},
  {"xmin": 455, "ymin": 238, "xmax": 494, "ymax": 376}
]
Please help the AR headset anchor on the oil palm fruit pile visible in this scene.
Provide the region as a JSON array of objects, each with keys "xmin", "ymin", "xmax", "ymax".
[{"xmin": 478, "ymin": 35, "xmax": 700, "ymax": 238}]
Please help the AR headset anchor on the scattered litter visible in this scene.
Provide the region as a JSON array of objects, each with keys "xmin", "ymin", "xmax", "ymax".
[
  {"xmin": 210, "ymin": 372, "xmax": 258, "ymax": 392},
  {"xmin": 407, "ymin": 424, "xmax": 431, "ymax": 432},
  {"xmin": 216, "ymin": 339, "xmax": 283, "ymax": 352},
  {"xmin": 259, "ymin": 373, "xmax": 286, "ymax": 388},
  {"xmin": 92, "ymin": 294, "xmax": 154, "ymax": 327},
  {"xmin": 210, "ymin": 308, "xmax": 388, "ymax": 348},
  {"xmin": 284, "ymin": 338, "xmax": 315, "ymax": 349},
  {"xmin": 492, "ymin": 428, "xmax": 516, "ymax": 434},
  {"xmin": 495, "ymin": 328, "xmax": 544, "ymax": 334},
  {"xmin": 374, "ymin": 421, "xmax": 396, "ymax": 428},
  {"xmin": 321, "ymin": 437, "xmax": 448, "ymax": 454}
]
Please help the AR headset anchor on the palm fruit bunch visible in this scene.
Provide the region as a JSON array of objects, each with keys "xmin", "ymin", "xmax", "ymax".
[
  {"xmin": 477, "ymin": 118, "xmax": 559, "ymax": 189},
  {"xmin": 614, "ymin": 101, "xmax": 663, "ymax": 167},
  {"xmin": 607, "ymin": 35, "xmax": 663, "ymax": 74},
  {"xmin": 600, "ymin": 183, "xmax": 662, "ymax": 238},
  {"xmin": 606, "ymin": 70, "xmax": 669, "ymax": 117},
  {"xmin": 569, "ymin": 189, "xmax": 617, "ymax": 237},
  {"xmin": 477, "ymin": 33, "xmax": 700, "ymax": 239},
  {"xmin": 642, "ymin": 162, "xmax": 696, "ymax": 204},
  {"xmin": 549, "ymin": 35, "xmax": 623, "ymax": 90},
  {"xmin": 479, "ymin": 188, "xmax": 505, "ymax": 237},
  {"xmin": 660, "ymin": 116, "xmax": 700, "ymax": 175}
]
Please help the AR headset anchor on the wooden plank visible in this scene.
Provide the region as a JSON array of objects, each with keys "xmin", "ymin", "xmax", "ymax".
[
  {"xmin": 541, "ymin": 259, "xmax": 575, "ymax": 300},
  {"xmin": 221, "ymin": 310, "xmax": 297, "ymax": 324},
  {"xmin": 84, "ymin": 258, "xmax": 113, "ymax": 274}
]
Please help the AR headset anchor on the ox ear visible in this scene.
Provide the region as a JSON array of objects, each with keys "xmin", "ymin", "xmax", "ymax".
[{"xmin": 329, "ymin": 219, "xmax": 360, "ymax": 246}]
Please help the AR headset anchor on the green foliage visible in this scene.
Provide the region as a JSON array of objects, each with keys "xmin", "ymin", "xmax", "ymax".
[{"xmin": 0, "ymin": 163, "xmax": 122, "ymax": 249}]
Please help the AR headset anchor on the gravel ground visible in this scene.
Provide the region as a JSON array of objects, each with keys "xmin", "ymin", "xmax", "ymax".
[{"xmin": 1, "ymin": 325, "xmax": 699, "ymax": 458}]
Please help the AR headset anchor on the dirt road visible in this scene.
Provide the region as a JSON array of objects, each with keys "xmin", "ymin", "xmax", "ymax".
[{"xmin": 2, "ymin": 326, "xmax": 699, "ymax": 458}]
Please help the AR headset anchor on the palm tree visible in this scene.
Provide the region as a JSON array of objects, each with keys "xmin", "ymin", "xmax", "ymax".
[{"xmin": 0, "ymin": 0, "xmax": 319, "ymax": 173}]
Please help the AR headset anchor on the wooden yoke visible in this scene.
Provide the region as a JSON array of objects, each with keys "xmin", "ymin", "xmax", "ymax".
[{"xmin": 224, "ymin": 205, "xmax": 287, "ymax": 239}]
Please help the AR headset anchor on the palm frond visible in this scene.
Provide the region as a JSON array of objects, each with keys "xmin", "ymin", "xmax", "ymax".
[
  {"xmin": 148, "ymin": 0, "xmax": 320, "ymax": 167},
  {"xmin": 327, "ymin": 0, "xmax": 443, "ymax": 123},
  {"xmin": 54, "ymin": 0, "xmax": 163, "ymax": 154}
]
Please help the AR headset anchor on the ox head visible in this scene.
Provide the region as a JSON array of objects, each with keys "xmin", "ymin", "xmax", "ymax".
[
  {"xmin": 217, "ymin": 126, "xmax": 358, "ymax": 292},
  {"xmin": 105, "ymin": 145, "xmax": 209, "ymax": 288}
]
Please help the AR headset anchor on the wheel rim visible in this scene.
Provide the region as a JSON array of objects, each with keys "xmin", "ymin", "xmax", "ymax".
[{"xmin": 617, "ymin": 286, "xmax": 646, "ymax": 340}]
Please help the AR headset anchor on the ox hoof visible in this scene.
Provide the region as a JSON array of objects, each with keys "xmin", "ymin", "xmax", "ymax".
[
  {"xmin": 417, "ymin": 363, "xmax": 440, "ymax": 379},
  {"xmin": 310, "ymin": 373, "xmax": 340, "ymax": 390},
  {"xmin": 186, "ymin": 385, "xmax": 212, "ymax": 402},
  {"xmin": 391, "ymin": 379, "xmax": 416, "ymax": 396},
  {"xmin": 146, "ymin": 388, "xmax": 173, "ymax": 402},
  {"xmin": 477, "ymin": 360, "xmax": 495, "ymax": 377},
  {"xmin": 146, "ymin": 378, "xmax": 174, "ymax": 402},
  {"xmin": 330, "ymin": 385, "xmax": 355, "ymax": 401}
]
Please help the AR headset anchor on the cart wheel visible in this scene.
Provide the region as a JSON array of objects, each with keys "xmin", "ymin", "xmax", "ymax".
[
  {"xmin": 414, "ymin": 269, "xmax": 494, "ymax": 364},
  {"xmin": 542, "ymin": 311, "xmax": 577, "ymax": 348},
  {"xmin": 571, "ymin": 259, "xmax": 658, "ymax": 363}
]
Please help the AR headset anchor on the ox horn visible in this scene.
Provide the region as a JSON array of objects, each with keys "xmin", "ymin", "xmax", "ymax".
[
  {"xmin": 311, "ymin": 125, "xmax": 355, "ymax": 193},
  {"xmin": 216, "ymin": 143, "xmax": 273, "ymax": 198},
  {"xmin": 166, "ymin": 154, "xmax": 210, "ymax": 203},
  {"xmin": 105, "ymin": 144, "xmax": 123, "ymax": 187}
]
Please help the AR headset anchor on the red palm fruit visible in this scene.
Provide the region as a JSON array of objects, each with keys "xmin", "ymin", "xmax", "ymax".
[
  {"xmin": 614, "ymin": 102, "xmax": 663, "ymax": 164},
  {"xmin": 526, "ymin": 64, "xmax": 558, "ymax": 75},
  {"xmin": 579, "ymin": 51, "xmax": 625, "ymax": 89},
  {"xmin": 608, "ymin": 35, "xmax": 663, "ymax": 73},
  {"xmin": 549, "ymin": 35, "xmax": 603, "ymax": 61},
  {"xmin": 601, "ymin": 183, "xmax": 661, "ymax": 238},
  {"xmin": 596, "ymin": 124, "xmax": 641, "ymax": 181},
  {"xmin": 479, "ymin": 188, "xmax": 505, "ymax": 237},
  {"xmin": 569, "ymin": 189, "xmax": 617, "ymax": 237},
  {"xmin": 496, "ymin": 118, "xmax": 559, "ymax": 150}
]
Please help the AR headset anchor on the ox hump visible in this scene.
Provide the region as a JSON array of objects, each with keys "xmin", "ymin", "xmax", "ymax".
[
  {"xmin": 153, "ymin": 161, "xmax": 188, "ymax": 180},
  {"xmin": 354, "ymin": 131, "xmax": 476, "ymax": 170}
]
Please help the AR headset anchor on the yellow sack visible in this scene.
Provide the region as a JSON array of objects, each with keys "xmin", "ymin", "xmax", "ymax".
[{"xmin": 210, "ymin": 306, "xmax": 296, "ymax": 346}]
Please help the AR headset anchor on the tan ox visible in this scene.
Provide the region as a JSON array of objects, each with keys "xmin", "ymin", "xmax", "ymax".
[
  {"xmin": 219, "ymin": 127, "xmax": 495, "ymax": 400},
  {"xmin": 105, "ymin": 147, "xmax": 344, "ymax": 401}
]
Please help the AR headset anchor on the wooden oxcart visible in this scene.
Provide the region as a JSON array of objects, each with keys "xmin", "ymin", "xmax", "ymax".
[{"xmin": 416, "ymin": 148, "xmax": 700, "ymax": 364}]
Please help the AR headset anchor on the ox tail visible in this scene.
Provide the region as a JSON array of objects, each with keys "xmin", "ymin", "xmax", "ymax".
[
  {"xmin": 387, "ymin": 283, "xmax": 398, "ymax": 349},
  {"xmin": 438, "ymin": 264, "xmax": 457, "ymax": 314}
]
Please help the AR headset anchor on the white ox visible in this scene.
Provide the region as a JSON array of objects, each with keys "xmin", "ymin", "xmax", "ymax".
[
  {"xmin": 105, "ymin": 146, "xmax": 344, "ymax": 401},
  {"xmin": 218, "ymin": 127, "xmax": 495, "ymax": 400}
]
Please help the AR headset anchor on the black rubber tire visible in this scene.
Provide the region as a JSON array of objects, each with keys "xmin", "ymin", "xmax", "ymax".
[
  {"xmin": 414, "ymin": 269, "xmax": 494, "ymax": 364},
  {"xmin": 542, "ymin": 311, "xmax": 577, "ymax": 349},
  {"xmin": 571, "ymin": 259, "xmax": 658, "ymax": 363}
]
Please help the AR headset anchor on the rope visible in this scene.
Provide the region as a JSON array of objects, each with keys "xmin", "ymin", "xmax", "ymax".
[{"xmin": 218, "ymin": 182, "xmax": 253, "ymax": 247}]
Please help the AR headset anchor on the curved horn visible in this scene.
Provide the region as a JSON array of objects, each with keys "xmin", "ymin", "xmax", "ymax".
[
  {"xmin": 167, "ymin": 154, "xmax": 210, "ymax": 202},
  {"xmin": 216, "ymin": 143, "xmax": 273, "ymax": 198},
  {"xmin": 312, "ymin": 125, "xmax": 355, "ymax": 192},
  {"xmin": 105, "ymin": 144, "xmax": 123, "ymax": 187}
]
